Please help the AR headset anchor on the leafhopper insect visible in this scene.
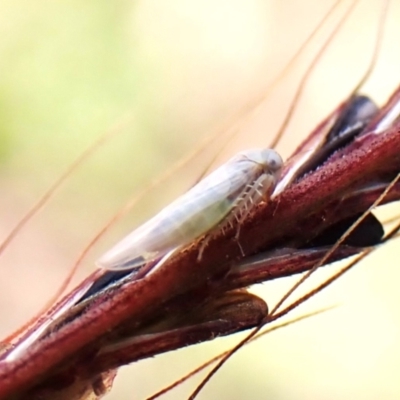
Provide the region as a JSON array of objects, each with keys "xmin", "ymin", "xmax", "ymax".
[
  {"xmin": 97, "ymin": 149, "xmax": 283, "ymax": 270},
  {"xmin": 1, "ymin": 1, "xmax": 400, "ymax": 400}
]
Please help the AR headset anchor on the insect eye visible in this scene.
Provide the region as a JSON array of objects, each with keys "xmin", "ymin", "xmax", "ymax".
[{"xmin": 264, "ymin": 150, "xmax": 283, "ymax": 173}]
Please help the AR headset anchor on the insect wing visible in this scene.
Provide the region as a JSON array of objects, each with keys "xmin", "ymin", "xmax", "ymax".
[{"xmin": 97, "ymin": 156, "xmax": 261, "ymax": 271}]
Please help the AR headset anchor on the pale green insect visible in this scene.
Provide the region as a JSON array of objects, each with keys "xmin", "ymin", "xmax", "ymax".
[{"xmin": 97, "ymin": 148, "xmax": 283, "ymax": 271}]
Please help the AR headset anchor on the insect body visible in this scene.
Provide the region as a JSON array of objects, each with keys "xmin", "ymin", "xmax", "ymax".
[{"xmin": 97, "ymin": 148, "xmax": 283, "ymax": 270}]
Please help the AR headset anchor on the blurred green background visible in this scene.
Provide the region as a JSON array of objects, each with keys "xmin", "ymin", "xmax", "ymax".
[{"xmin": 1, "ymin": 0, "xmax": 400, "ymax": 399}]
